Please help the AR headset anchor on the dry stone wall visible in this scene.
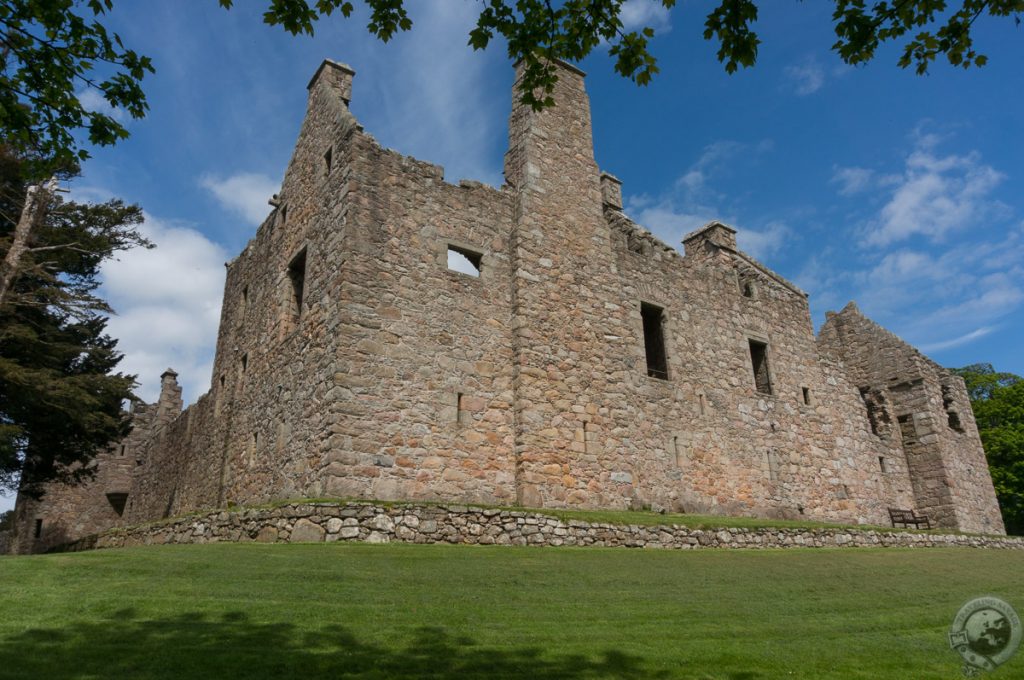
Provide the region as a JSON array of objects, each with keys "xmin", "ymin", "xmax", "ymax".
[
  {"xmin": 54, "ymin": 502, "xmax": 1024, "ymax": 554},
  {"xmin": 8, "ymin": 58, "xmax": 1007, "ymax": 552}
]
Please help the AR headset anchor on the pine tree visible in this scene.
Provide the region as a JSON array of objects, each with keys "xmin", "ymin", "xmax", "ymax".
[{"xmin": 0, "ymin": 146, "xmax": 150, "ymax": 497}]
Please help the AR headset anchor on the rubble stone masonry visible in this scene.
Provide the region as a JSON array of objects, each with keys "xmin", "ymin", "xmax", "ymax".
[{"xmin": 9, "ymin": 58, "xmax": 1006, "ymax": 552}]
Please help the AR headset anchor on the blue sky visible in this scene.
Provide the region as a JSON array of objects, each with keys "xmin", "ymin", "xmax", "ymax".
[{"xmin": 12, "ymin": 1, "xmax": 1024, "ymax": 505}]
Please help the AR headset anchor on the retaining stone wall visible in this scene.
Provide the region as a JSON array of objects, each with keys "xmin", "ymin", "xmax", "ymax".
[{"xmin": 54, "ymin": 502, "xmax": 1024, "ymax": 553}]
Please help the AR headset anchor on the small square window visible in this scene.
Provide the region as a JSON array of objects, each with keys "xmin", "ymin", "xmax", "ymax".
[{"xmin": 447, "ymin": 245, "xmax": 482, "ymax": 277}]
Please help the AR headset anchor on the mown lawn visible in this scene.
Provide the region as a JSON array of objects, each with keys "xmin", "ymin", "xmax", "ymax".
[{"xmin": 1, "ymin": 544, "xmax": 1022, "ymax": 679}]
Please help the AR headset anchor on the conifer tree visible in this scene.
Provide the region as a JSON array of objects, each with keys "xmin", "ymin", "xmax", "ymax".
[{"xmin": 0, "ymin": 146, "xmax": 149, "ymax": 497}]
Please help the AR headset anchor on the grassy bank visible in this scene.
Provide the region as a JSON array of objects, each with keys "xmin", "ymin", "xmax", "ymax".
[{"xmin": 2, "ymin": 544, "xmax": 1022, "ymax": 679}]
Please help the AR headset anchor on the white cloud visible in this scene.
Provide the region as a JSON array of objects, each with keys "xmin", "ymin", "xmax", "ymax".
[
  {"xmin": 200, "ymin": 172, "xmax": 278, "ymax": 225},
  {"xmin": 78, "ymin": 88, "xmax": 126, "ymax": 122},
  {"xmin": 784, "ymin": 59, "xmax": 825, "ymax": 96},
  {"xmin": 100, "ymin": 213, "xmax": 227, "ymax": 404},
  {"xmin": 620, "ymin": 0, "xmax": 673, "ymax": 33},
  {"xmin": 831, "ymin": 166, "xmax": 874, "ymax": 196},
  {"xmin": 865, "ymin": 135, "xmax": 1006, "ymax": 246},
  {"xmin": 736, "ymin": 221, "xmax": 790, "ymax": 260}
]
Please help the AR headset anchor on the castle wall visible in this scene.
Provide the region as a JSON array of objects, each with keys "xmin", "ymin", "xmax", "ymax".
[
  {"xmin": 593, "ymin": 212, "xmax": 916, "ymax": 524},
  {"xmin": 819, "ymin": 305, "xmax": 1005, "ymax": 533},
  {"xmin": 10, "ymin": 57, "xmax": 1006, "ymax": 552},
  {"xmin": 9, "ymin": 402, "xmax": 155, "ymax": 553}
]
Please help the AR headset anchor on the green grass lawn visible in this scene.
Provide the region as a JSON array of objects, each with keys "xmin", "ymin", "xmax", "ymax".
[{"xmin": 2, "ymin": 544, "xmax": 1023, "ymax": 679}]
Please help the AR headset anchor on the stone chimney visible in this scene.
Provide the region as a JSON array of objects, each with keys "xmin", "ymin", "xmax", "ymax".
[
  {"xmin": 503, "ymin": 59, "xmax": 599, "ymax": 199},
  {"xmin": 307, "ymin": 59, "xmax": 355, "ymax": 106},
  {"xmin": 156, "ymin": 368, "xmax": 183, "ymax": 425},
  {"xmin": 600, "ymin": 173, "xmax": 623, "ymax": 210},
  {"xmin": 682, "ymin": 221, "xmax": 738, "ymax": 258}
]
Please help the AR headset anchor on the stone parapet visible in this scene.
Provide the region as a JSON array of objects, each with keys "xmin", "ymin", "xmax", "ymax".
[{"xmin": 52, "ymin": 502, "xmax": 1024, "ymax": 554}]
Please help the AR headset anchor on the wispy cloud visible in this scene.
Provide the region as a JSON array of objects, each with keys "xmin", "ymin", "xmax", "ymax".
[
  {"xmin": 619, "ymin": 0, "xmax": 673, "ymax": 33},
  {"xmin": 784, "ymin": 58, "xmax": 825, "ymax": 96},
  {"xmin": 200, "ymin": 172, "xmax": 278, "ymax": 225},
  {"xmin": 736, "ymin": 221, "xmax": 791, "ymax": 260},
  {"xmin": 370, "ymin": 2, "xmax": 505, "ymax": 186},
  {"xmin": 919, "ymin": 326, "xmax": 996, "ymax": 353},
  {"xmin": 100, "ymin": 213, "xmax": 227, "ymax": 404},
  {"xmin": 865, "ymin": 131, "xmax": 1006, "ymax": 246},
  {"xmin": 78, "ymin": 88, "xmax": 127, "ymax": 122},
  {"xmin": 831, "ymin": 166, "xmax": 874, "ymax": 196},
  {"xmin": 625, "ymin": 139, "xmax": 785, "ymax": 259}
]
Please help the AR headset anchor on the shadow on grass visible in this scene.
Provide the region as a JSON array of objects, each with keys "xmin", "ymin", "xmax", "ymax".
[{"xmin": 1, "ymin": 608, "xmax": 695, "ymax": 679}]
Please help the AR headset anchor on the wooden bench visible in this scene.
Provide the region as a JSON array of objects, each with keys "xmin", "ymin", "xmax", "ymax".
[{"xmin": 888, "ymin": 508, "xmax": 931, "ymax": 530}]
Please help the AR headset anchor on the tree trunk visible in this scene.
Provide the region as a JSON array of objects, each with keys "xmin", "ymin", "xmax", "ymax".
[{"xmin": 0, "ymin": 178, "xmax": 56, "ymax": 307}]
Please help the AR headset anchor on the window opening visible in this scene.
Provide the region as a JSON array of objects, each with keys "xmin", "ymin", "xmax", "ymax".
[
  {"xmin": 897, "ymin": 414, "xmax": 917, "ymax": 447},
  {"xmin": 749, "ymin": 340, "xmax": 772, "ymax": 394},
  {"xmin": 106, "ymin": 493, "xmax": 128, "ymax": 516},
  {"xmin": 859, "ymin": 387, "xmax": 886, "ymax": 435},
  {"xmin": 288, "ymin": 248, "xmax": 307, "ymax": 318},
  {"xmin": 802, "ymin": 387, "xmax": 811, "ymax": 406},
  {"xmin": 878, "ymin": 456, "xmax": 887, "ymax": 473},
  {"xmin": 324, "ymin": 147, "xmax": 333, "ymax": 174},
  {"xmin": 765, "ymin": 449, "xmax": 780, "ymax": 481},
  {"xmin": 34, "ymin": 518, "xmax": 42, "ymax": 539},
  {"xmin": 941, "ymin": 384, "xmax": 965, "ymax": 433},
  {"xmin": 641, "ymin": 302, "xmax": 668, "ymax": 379},
  {"xmin": 447, "ymin": 245, "xmax": 482, "ymax": 277}
]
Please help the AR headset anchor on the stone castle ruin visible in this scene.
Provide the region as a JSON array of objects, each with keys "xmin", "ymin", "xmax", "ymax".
[{"xmin": 9, "ymin": 58, "xmax": 1005, "ymax": 552}]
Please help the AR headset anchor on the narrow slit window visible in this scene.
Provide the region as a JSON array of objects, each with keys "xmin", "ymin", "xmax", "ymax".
[
  {"xmin": 447, "ymin": 245, "xmax": 482, "ymax": 277},
  {"xmin": 34, "ymin": 518, "xmax": 42, "ymax": 539},
  {"xmin": 766, "ymin": 449, "xmax": 780, "ymax": 481},
  {"xmin": 280, "ymin": 204, "xmax": 288, "ymax": 226},
  {"xmin": 802, "ymin": 387, "xmax": 811, "ymax": 406},
  {"xmin": 241, "ymin": 353, "xmax": 248, "ymax": 373},
  {"xmin": 456, "ymin": 392, "xmax": 464, "ymax": 425},
  {"xmin": 324, "ymin": 146, "xmax": 333, "ymax": 174},
  {"xmin": 241, "ymin": 286, "xmax": 248, "ymax": 314},
  {"xmin": 641, "ymin": 302, "xmax": 668, "ymax": 379},
  {"xmin": 897, "ymin": 414, "xmax": 916, "ymax": 447},
  {"xmin": 878, "ymin": 456, "xmax": 887, "ymax": 473},
  {"xmin": 748, "ymin": 340, "xmax": 772, "ymax": 394},
  {"xmin": 288, "ymin": 248, "xmax": 307, "ymax": 318},
  {"xmin": 119, "ymin": 444, "xmax": 126, "ymax": 457}
]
